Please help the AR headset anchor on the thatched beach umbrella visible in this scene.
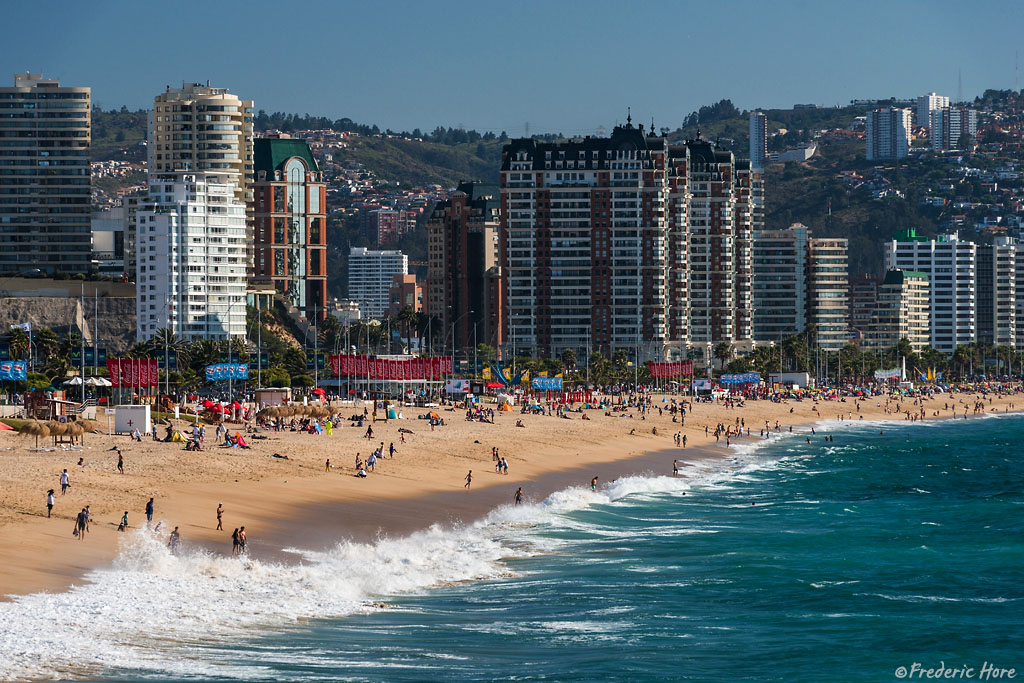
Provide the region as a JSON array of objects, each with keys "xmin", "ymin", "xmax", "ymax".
[
  {"xmin": 68, "ymin": 421, "xmax": 85, "ymax": 445},
  {"xmin": 46, "ymin": 421, "xmax": 68, "ymax": 445},
  {"xmin": 18, "ymin": 420, "xmax": 50, "ymax": 448}
]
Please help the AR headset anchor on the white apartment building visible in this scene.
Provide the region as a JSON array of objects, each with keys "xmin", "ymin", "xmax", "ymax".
[
  {"xmin": 885, "ymin": 230, "xmax": 976, "ymax": 353},
  {"xmin": 916, "ymin": 93, "xmax": 949, "ymax": 127},
  {"xmin": 347, "ymin": 247, "xmax": 408, "ymax": 320},
  {"xmin": 136, "ymin": 172, "xmax": 248, "ymax": 341},
  {"xmin": 752, "ymin": 223, "xmax": 808, "ymax": 341},
  {"xmin": 862, "ymin": 270, "xmax": 931, "ymax": 354},
  {"xmin": 929, "ymin": 107, "xmax": 978, "ymax": 151},
  {"xmin": 866, "ymin": 108, "xmax": 913, "ymax": 161},
  {"xmin": 807, "ymin": 237, "xmax": 849, "ymax": 351},
  {"xmin": 749, "ymin": 111, "xmax": 767, "ymax": 170},
  {"xmin": 149, "ymin": 83, "xmax": 254, "ymax": 272}
]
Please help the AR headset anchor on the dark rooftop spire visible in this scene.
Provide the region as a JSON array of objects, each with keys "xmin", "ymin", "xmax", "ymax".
[{"xmin": 626, "ymin": 107, "xmax": 632, "ymax": 128}]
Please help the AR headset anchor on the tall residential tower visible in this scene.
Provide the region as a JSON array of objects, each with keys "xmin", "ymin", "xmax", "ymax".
[
  {"xmin": 251, "ymin": 135, "xmax": 327, "ymax": 321},
  {"xmin": 0, "ymin": 74, "xmax": 91, "ymax": 274},
  {"xmin": 149, "ymin": 84, "xmax": 254, "ymax": 271}
]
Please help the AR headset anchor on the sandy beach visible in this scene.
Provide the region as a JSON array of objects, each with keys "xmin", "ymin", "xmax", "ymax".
[{"xmin": 0, "ymin": 389, "xmax": 1020, "ymax": 600}]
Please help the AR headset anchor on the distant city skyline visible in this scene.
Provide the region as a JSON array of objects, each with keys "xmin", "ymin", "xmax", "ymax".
[{"xmin": 3, "ymin": 0, "xmax": 1022, "ymax": 135}]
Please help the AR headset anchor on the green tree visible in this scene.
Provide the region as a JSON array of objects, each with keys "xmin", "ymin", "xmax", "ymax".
[
  {"xmin": 713, "ymin": 342, "xmax": 734, "ymax": 371},
  {"xmin": 282, "ymin": 347, "xmax": 307, "ymax": 377},
  {"xmin": 560, "ymin": 348, "xmax": 577, "ymax": 371},
  {"xmin": 35, "ymin": 327, "xmax": 59, "ymax": 363},
  {"xmin": 476, "ymin": 343, "xmax": 497, "ymax": 366},
  {"xmin": 588, "ymin": 351, "xmax": 610, "ymax": 384},
  {"xmin": 612, "ymin": 349, "xmax": 631, "ymax": 379},
  {"xmin": 263, "ymin": 366, "xmax": 290, "ymax": 388},
  {"xmin": 8, "ymin": 328, "xmax": 29, "ymax": 360}
]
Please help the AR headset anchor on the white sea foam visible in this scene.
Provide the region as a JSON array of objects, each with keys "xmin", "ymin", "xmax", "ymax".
[{"xmin": 0, "ymin": 454, "xmax": 771, "ymax": 680}]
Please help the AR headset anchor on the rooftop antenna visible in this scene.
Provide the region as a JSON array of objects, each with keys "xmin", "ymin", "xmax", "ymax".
[
  {"xmin": 626, "ymin": 107, "xmax": 632, "ymax": 127},
  {"xmin": 957, "ymin": 68, "xmax": 963, "ymax": 104}
]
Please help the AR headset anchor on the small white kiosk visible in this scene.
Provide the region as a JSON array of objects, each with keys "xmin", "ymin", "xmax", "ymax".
[{"xmin": 113, "ymin": 405, "xmax": 152, "ymax": 434}]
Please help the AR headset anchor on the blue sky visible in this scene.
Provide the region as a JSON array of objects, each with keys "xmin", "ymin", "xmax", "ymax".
[{"xmin": 3, "ymin": 0, "xmax": 1021, "ymax": 135}]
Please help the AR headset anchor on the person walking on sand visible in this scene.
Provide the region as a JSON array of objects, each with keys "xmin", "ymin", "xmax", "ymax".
[
  {"xmin": 60, "ymin": 469, "xmax": 70, "ymax": 495},
  {"xmin": 74, "ymin": 508, "xmax": 87, "ymax": 540},
  {"xmin": 119, "ymin": 511, "xmax": 128, "ymax": 532},
  {"xmin": 117, "ymin": 451, "xmax": 124, "ymax": 474},
  {"xmin": 465, "ymin": 470, "xmax": 473, "ymax": 489},
  {"xmin": 325, "ymin": 458, "xmax": 332, "ymax": 472},
  {"xmin": 145, "ymin": 497, "xmax": 154, "ymax": 527},
  {"xmin": 216, "ymin": 503, "xmax": 224, "ymax": 531},
  {"xmin": 46, "ymin": 489, "xmax": 55, "ymax": 518},
  {"xmin": 515, "ymin": 487, "xmax": 523, "ymax": 505}
]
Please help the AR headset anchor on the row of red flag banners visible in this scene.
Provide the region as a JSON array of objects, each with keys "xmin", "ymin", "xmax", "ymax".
[
  {"xmin": 105, "ymin": 358, "xmax": 160, "ymax": 387},
  {"xmin": 647, "ymin": 361, "xmax": 694, "ymax": 378},
  {"xmin": 100, "ymin": 355, "xmax": 687, "ymax": 386},
  {"xmin": 330, "ymin": 355, "xmax": 453, "ymax": 380}
]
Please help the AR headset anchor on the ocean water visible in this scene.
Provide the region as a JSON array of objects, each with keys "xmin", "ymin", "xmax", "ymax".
[{"xmin": 2, "ymin": 414, "xmax": 1022, "ymax": 681}]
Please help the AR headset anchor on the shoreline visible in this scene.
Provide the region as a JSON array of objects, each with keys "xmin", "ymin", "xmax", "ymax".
[
  {"xmin": 2, "ymin": 390, "xmax": 1021, "ymax": 601},
  {"xmin": 247, "ymin": 443, "xmax": 728, "ymax": 563}
]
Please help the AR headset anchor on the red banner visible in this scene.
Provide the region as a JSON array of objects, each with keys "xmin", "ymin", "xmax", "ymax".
[
  {"xmin": 139, "ymin": 358, "xmax": 149, "ymax": 388},
  {"xmin": 323, "ymin": 356, "xmax": 456, "ymax": 379},
  {"xmin": 106, "ymin": 358, "xmax": 121, "ymax": 387},
  {"xmin": 647, "ymin": 361, "xmax": 694, "ymax": 378},
  {"xmin": 149, "ymin": 358, "xmax": 159, "ymax": 387}
]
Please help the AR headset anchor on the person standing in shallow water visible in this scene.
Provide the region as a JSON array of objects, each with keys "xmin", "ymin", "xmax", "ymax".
[{"xmin": 515, "ymin": 487, "xmax": 523, "ymax": 505}]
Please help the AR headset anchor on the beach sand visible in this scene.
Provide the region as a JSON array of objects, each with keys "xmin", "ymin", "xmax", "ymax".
[{"xmin": 0, "ymin": 389, "xmax": 1018, "ymax": 599}]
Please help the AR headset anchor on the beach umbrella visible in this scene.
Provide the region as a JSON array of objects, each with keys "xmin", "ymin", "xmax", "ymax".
[
  {"xmin": 68, "ymin": 421, "xmax": 85, "ymax": 444},
  {"xmin": 18, "ymin": 420, "xmax": 50, "ymax": 448},
  {"xmin": 46, "ymin": 421, "xmax": 68, "ymax": 444}
]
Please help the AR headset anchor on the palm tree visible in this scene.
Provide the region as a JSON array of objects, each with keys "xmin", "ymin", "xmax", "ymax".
[
  {"xmin": 713, "ymin": 341, "xmax": 733, "ymax": 371},
  {"xmin": 588, "ymin": 351, "xmax": 610, "ymax": 385},
  {"xmin": 951, "ymin": 345, "xmax": 972, "ymax": 379},
  {"xmin": 561, "ymin": 348, "xmax": 577, "ymax": 373},
  {"xmin": 35, "ymin": 327, "xmax": 59, "ymax": 364},
  {"xmin": 186, "ymin": 339, "xmax": 221, "ymax": 374},
  {"xmin": 318, "ymin": 314, "xmax": 342, "ymax": 355},
  {"xmin": 398, "ymin": 306, "xmax": 417, "ymax": 354},
  {"xmin": 612, "ymin": 349, "xmax": 630, "ymax": 380},
  {"xmin": 126, "ymin": 341, "xmax": 151, "ymax": 359},
  {"xmin": 9, "ymin": 328, "xmax": 30, "ymax": 360}
]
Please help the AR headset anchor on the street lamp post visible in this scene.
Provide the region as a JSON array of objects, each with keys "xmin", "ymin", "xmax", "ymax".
[{"xmin": 445, "ymin": 310, "xmax": 474, "ymax": 383}]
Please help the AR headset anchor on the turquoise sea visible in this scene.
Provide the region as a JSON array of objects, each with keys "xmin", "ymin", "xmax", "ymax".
[{"xmin": 3, "ymin": 414, "xmax": 1022, "ymax": 681}]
